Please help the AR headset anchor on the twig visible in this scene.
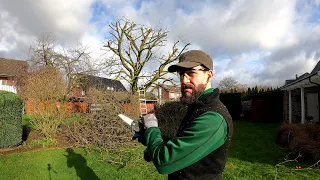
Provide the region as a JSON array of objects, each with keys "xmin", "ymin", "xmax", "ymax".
[
  {"xmin": 308, "ymin": 159, "xmax": 320, "ymax": 169},
  {"xmin": 276, "ymin": 152, "xmax": 301, "ymax": 167}
]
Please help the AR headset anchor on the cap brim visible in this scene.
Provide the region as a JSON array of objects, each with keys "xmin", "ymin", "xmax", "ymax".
[{"xmin": 168, "ymin": 62, "xmax": 201, "ymax": 72}]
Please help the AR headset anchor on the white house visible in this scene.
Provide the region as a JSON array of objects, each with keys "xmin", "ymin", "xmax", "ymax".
[{"xmin": 0, "ymin": 58, "xmax": 28, "ymax": 94}]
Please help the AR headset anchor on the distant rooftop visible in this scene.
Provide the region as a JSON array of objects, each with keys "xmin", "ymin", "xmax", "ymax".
[
  {"xmin": 79, "ymin": 74, "xmax": 127, "ymax": 92},
  {"xmin": 311, "ymin": 61, "xmax": 320, "ymax": 74},
  {"xmin": 150, "ymin": 84, "xmax": 181, "ymax": 93},
  {"xmin": 0, "ymin": 58, "xmax": 29, "ymax": 77}
]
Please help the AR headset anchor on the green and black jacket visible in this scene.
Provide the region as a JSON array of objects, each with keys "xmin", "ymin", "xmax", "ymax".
[{"xmin": 145, "ymin": 88, "xmax": 233, "ymax": 179}]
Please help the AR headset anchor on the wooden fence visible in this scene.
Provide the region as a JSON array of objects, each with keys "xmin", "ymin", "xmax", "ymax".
[
  {"xmin": 25, "ymin": 100, "xmax": 155, "ymax": 115},
  {"xmin": 25, "ymin": 100, "xmax": 88, "ymax": 115}
]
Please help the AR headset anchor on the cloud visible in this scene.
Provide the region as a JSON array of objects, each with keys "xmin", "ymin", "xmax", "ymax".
[
  {"xmin": 1, "ymin": 0, "xmax": 320, "ymax": 88},
  {"xmin": 0, "ymin": 0, "xmax": 95, "ymax": 59},
  {"xmin": 92, "ymin": 0, "xmax": 320, "ymax": 87},
  {"xmin": 106, "ymin": 0, "xmax": 299, "ymax": 86}
]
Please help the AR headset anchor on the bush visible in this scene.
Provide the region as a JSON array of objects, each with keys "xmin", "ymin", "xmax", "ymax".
[
  {"xmin": 155, "ymin": 101, "xmax": 188, "ymax": 139},
  {"xmin": 276, "ymin": 123, "xmax": 320, "ymax": 162},
  {"xmin": 67, "ymin": 89, "xmax": 139, "ymax": 152},
  {"xmin": 0, "ymin": 91, "xmax": 23, "ymax": 148},
  {"xmin": 220, "ymin": 93, "xmax": 242, "ymax": 119},
  {"xmin": 19, "ymin": 67, "xmax": 69, "ymax": 140},
  {"xmin": 276, "ymin": 123, "xmax": 302, "ymax": 148}
]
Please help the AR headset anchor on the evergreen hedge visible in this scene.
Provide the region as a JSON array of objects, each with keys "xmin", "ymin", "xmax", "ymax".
[
  {"xmin": 220, "ymin": 93, "xmax": 242, "ymax": 119},
  {"xmin": 0, "ymin": 91, "xmax": 23, "ymax": 148}
]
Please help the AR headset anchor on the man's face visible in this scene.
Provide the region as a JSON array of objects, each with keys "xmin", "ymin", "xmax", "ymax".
[{"xmin": 179, "ymin": 66, "xmax": 212, "ymax": 103}]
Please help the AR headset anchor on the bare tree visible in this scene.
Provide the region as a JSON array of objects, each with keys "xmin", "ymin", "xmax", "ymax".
[
  {"xmin": 218, "ymin": 76, "xmax": 239, "ymax": 91},
  {"xmin": 28, "ymin": 33, "xmax": 98, "ymax": 99},
  {"xmin": 102, "ymin": 18, "xmax": 190, "ymax": 93},
  {"xmin": 28, "ymin": 33, "xmax": 61, "ymax": 67},
  {"xmin": 59, "ymin": 43, "xmax": 98, "ymax": 98}
]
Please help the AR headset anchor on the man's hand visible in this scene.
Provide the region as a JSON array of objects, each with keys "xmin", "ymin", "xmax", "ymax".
[
  {"xmin": 143, "ymin": 113, "xmax": 158, "ymax": 129},
  {"xmin": 132, "ymin": 131, "xmax": 146, "ymax": 146}
]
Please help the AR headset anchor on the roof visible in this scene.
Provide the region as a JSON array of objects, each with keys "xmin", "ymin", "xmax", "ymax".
[
  {"xmin": 280, "ymin": 71, "xmax": 320, "ymax": 90},
  {"xmin": 311, "ymin": 61, "xmax": 320, "ymax": 74},
  {"xmin": 284, "ymin": 79, "xmax": 296, "ymax": 85},
  {"xmin": 79, "ymin": 74, "xmax": 127, "ymax": 92},
  {"xmin": 145, "ymin": 92, "xmax": 157, "ymax": 100},
  {"xmin": 281, "ymin": 61, "xmax": 320, "ymax": 90},
  {"xmin": 284, "ymin": 73, "xmax": 310, "ymax": 85},
  {"xmin": 0, "ymin": 58, "xmax": 29, "ymax": 77}
]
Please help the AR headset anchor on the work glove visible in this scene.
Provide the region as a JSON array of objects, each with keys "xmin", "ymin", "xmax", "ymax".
[
  {"xmin": 143, "ymin": 113, "xmax": 158, "ymax": 129},
  {"xmin": 132, "ymin": 131, "xmax": 146, "ymax": 146}
]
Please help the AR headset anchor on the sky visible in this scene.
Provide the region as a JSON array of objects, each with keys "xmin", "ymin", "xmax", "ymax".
[{"xmin": 1, "ymin": 0, "xmax": 320, "ymax": 88}]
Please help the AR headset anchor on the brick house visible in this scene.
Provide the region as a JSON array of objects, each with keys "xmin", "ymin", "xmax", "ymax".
[
  {"xmin": 150, "ymin": 84, "xmax": 181, "ymax": 104},
  {"xmin": 280, "ymin": 61, "xmax": 320, "ymax": 124},
  {"xmin": 0, "ymin": 58, "xmax": 28, "ymax": 93}
]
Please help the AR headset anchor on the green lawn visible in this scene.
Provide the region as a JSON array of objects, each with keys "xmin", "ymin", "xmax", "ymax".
[
  {"xmin": 0, "ymin": 147, "xmax": 165, "ymax": 180},
  {"xmin": 223, "ymin": 121, "xmax": 320, "ymax": 180},
  {"xmin": 0, "ymin": 120, "xmax": 319, "ymax": 180}
]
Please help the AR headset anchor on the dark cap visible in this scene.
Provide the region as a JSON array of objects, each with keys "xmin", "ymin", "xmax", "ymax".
[{"xmin": 168, "ymin": 50, "xmax": 213, "ymax": 72}]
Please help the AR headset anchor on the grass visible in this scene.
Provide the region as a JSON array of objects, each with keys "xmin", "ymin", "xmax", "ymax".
[
  {"xmin": 0, "ymin": 147, "xmax": 166, "ymax": 180},
  {"xmin": 223, "ymin": 120, "xmax": 320, "ymax": 180},
  {"xmin": 1, "ymin": 120, "xmax": 319, "ymax": 180}
]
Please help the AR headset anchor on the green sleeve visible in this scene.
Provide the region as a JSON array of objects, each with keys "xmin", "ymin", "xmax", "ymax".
[{"xmin": 144, "ymin": 111, "xmax": 228, "ymax": 174}]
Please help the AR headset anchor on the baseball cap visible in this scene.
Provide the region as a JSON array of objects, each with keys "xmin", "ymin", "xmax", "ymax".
[{"xmin": 168, "ymin": 50, "xmax": 213, "ymax": 72}]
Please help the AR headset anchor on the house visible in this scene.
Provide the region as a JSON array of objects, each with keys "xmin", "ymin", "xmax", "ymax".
[
  {"xmin": 280, "ymin": 61, "xmax": 320, "ymax": 124},
  {"xmin": 150, "ymin": 84, "xmax": 181, "ymax": 104},
  {"xmin": 0, "ymin": 58, "xmax": 28, "ymax": 93},
  {"xmin": 73, "ymin": 74, "xmax": 127, "ymax": 97}
]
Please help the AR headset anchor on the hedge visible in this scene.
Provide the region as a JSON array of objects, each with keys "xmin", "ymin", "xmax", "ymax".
[
  {"xmin": 0, "ymin": 91, "xmax": 23, "ymax": 148},
  {"xmin": 220, "ymin": 93, "xmax": 242, "ymax": 119},
  {"xmin": 277, "ymin": 123, "xmax": 320, "ymax": 162}
]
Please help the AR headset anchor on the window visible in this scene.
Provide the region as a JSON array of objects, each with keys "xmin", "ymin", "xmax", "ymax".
[{"xmin": 1, "ymin": 80, "xmax": 7, "ymax": 85}]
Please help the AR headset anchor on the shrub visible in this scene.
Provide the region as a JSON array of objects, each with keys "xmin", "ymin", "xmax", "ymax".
[
  {"xmin": 31, "ymin": 138, "xmax": 57, "ymax": 147},
  {"xmin": 19, "ymin": 67, "xmax": 66, "ymax": 102},
  {"xmin": 67, "ymin": 89, "xmax": 139, "ymax": 152},
  {"xmin": 0, "ymin": 91, "xmax": 23, "ymax": 148},
  {"xmin": 19, "ymin": 67, "xmax": 69, "ymax": 140},
  {"xmin": 276, "ymin": 123, "xmax": 320, "ymax": 162},
  {"xmin": 276, "ymin": 123, "xmax": 303, "ymax": 148},
  {"xmin": 220, "ymin": 93, "xmax": 242, "ymax": 119},
  {"xmin": 155, "ymin": 101, "xmax": 188, "ymax": 139}
]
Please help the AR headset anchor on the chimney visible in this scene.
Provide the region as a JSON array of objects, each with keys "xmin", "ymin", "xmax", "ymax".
[{"xmin": 295, "ymin": 74, "xmax": 298, "ymax": 79}]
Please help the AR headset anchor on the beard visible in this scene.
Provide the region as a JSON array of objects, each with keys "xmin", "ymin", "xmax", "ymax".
[{"xmin": 180, "ymin": 83, "xmax": 207, "ymax": 104}]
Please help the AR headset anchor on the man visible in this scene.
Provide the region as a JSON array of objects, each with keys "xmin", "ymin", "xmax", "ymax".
[{"xmin": 142, "ymin": 50, "xmax": 233, "ymax": 180}]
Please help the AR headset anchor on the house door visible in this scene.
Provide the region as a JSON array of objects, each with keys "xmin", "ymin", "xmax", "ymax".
[{"xmin": 307, "ymin": 93, "xmax": 319, "ymax": 122}]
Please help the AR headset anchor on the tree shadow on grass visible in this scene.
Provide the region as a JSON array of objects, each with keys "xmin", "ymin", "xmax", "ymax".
[{"xmin": 64, "ymin": 148, "xmax": 100, "ymax": 180}]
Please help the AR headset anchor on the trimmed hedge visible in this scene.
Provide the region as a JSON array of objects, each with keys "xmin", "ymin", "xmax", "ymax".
[
  {"xmin": 220, "ymin": 93, "xmax": 242, "ymax": 119},
  {"xmin": 0, "ymin": 91, "xmax": 23, "ymax": 148}
]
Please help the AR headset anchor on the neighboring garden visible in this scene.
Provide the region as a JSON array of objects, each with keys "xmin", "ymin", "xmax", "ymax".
[
  {"xmin": 1, "ymin": 116, "xmax": 320, "ymax": 179},
  {"xmin": 0, "ymin": 67, "xmax": 320, "ymax": 179},
  {"xmin": 1, "ymin": 16, "xmax": 319, "ymax": 179}
]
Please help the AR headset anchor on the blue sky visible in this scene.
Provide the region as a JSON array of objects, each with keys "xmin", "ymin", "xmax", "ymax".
[{"xmin": 1, "ymin": 0, "xmax": 320, "ymax": 88}]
